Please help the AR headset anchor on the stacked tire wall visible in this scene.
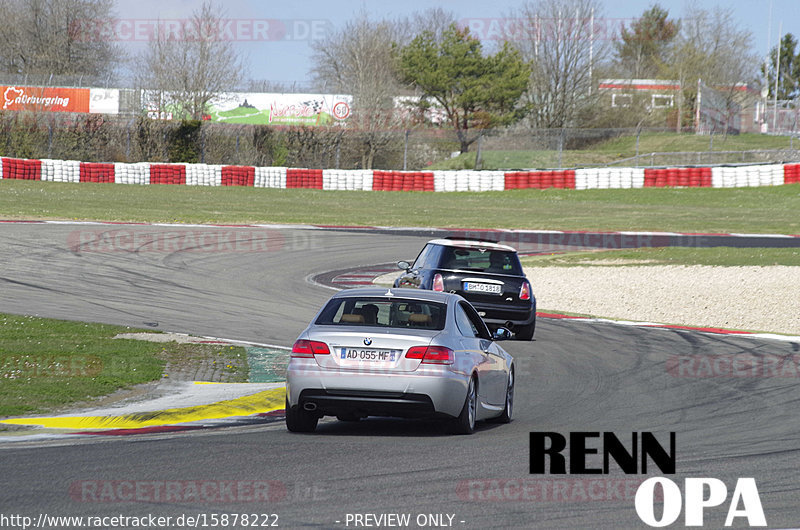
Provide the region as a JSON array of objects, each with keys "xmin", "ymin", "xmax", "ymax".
[{"xmin": 2, "ymin": 156, "xmax": 800, "ymax": 192}]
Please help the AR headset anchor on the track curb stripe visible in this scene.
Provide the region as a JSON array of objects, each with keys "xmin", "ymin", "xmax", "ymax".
[
  {"xmin": 2, "ymin": 219, "xmax": 799, "ymax": 239},
  {"xmin": 0, "ymin": 387, "xmax": 286, "ymax": 430},
  {"xmin": 539, "ymin": 311, "xmax": 800, "ymax": 342}
]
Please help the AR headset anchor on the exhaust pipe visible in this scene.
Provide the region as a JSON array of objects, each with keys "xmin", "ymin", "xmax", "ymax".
[
  {"xmin": 504, "ymin": 321, "xmax": 515, "ymax": 330},
  {"xmin": 303, "ymin": 402, "xmax": 317, "ymax": 412}
]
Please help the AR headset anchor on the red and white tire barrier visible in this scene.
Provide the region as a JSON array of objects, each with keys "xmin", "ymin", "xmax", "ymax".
[{"xmin": 2, "ymin": 156, "xmax": 799, "ymax": 192}]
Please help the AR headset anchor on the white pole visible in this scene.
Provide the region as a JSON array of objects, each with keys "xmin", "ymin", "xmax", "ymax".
[
  {"xmin": 773, "ymin": 20, "xmax": 782, "ymax": 131},
  {"xmin": 589, "ymin": 7, "xmax": 594, "ymax": 95}
]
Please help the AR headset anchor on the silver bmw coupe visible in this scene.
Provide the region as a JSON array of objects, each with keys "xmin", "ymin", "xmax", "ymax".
[{"xmin": 285, "ymin": 287, "xmax": 515, "ymax": 434}]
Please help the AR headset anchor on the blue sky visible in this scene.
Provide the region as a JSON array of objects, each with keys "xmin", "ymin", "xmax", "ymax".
[{"xmin": 113, "ymin": 0, "xmax": 798, "ymax": 86}]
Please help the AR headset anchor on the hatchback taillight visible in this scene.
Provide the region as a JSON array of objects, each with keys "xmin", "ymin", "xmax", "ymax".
[
  {"xmin": 405, "ymin": 345, "xmax": 454, "ymax": 365},
  {"xmin": 291, "ymin": 339, "xmax": 330, "ymax": 358},
  {"xmin": 432, "ymin": 273, "xmax": 444, "ymax": 292},
  {"xmin": 520, "ymin": 281, "xmax": 531, "ymax": 301}
]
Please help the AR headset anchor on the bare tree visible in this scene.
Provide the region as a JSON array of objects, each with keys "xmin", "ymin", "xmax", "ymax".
[
  {"xmin": 0, "ymin": 0, "xmax": 120, "ymax": 80},
  {"xmin": 508, "ymin": 0, "xmax": 609, "ymax": 129},
  {"xmin": 135, "ymin": 1, "xmax": 246, "ymax": 120},
  {"xmin": 394, "ymin": 7, "xmax": 457, "ymax": 48},
  {"xmin": 310, "ymin": 11, "xmax": 405, "ymax": 168},
  {"xmin": 663, "ymin": 6, "xmax": 757, "ymax": 133}
]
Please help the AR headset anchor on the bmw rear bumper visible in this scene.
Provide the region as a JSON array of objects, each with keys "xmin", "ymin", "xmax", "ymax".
[{"xmin": 286, "ymin": 361, "xmax": 469, "ymax": 418}]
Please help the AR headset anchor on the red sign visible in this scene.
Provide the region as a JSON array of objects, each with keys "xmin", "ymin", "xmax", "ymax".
[{"xmin": 1, "ymin": 85, "xmax": 90, "ymax": 113}]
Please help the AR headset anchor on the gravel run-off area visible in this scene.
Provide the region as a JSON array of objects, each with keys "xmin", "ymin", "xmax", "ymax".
[{"xmin": 525, "ymin": 265, "xmax": 800, "ymax": 335}]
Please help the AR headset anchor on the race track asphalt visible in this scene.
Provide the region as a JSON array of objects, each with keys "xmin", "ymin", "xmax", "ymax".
[{"xmin": 1, "ymin": 223, "xmax": 799, "ymax": 529}]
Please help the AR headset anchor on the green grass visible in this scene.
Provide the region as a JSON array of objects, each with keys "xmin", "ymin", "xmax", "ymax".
[
  {"xmin": 430, "ymin": 132, "xmax": 799, "ymax": 170},
  {"xmin": 0, "ymin": 314, "xmax": 166, "ymax": 417},
  {"xmin": 522, "ymin": 247, "xmax": 800, "ymax": 268},
  {"xmin": 2, "ymin": 180, "xmax": 799, "ymax": 234},
  {"xmin": 0, "ymin": 313, "xmax": 248, "ymax": 417}
]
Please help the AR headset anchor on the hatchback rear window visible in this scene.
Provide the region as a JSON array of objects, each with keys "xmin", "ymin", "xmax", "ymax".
[
  {"xmin": 316, "ymin": 297, "xmax": 447, "ymax": 330},
  {"xmin": 438, "ymin": 248, "xmax": 523, "ymax": 275}
]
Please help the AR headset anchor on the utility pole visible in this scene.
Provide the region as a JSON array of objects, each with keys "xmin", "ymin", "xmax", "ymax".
[{"xmin": 773, "ymin": 21, "xmax": 782, "ymax": 132}]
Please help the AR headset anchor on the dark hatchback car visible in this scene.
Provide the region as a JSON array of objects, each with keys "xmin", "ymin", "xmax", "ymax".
[{"xmin": 394, "ymin": 238, "xmax": 536, "ymax": 340}]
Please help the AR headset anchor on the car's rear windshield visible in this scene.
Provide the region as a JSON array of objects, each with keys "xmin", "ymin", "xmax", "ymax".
[
  {"xmin": 315, "ymin": 297, "xmax": 447, "ymax": 330},
  {"xmin": 439, "ymin": 247, "xmax": 523, "ymax": 275}
]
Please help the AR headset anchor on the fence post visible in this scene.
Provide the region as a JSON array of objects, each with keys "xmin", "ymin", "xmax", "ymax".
[
  {"xmin": 558, "ymin": 129, "xmax": 564, "ymax": 169},
  {"xmin": 126, "ymin": 120, "xmax": 132, "ymax": 160},
  {"xmin": 474, "ymin": 131, "xmax": 484, "ymax": 170},
  {"xmin": 48, "ymin": 122, "xmax": 53, "ymax": 158},
  {"xmin": 201, "ymin": 125, "xmax": 206, "ymax": 164},
  {"xmin": 403, "ymin": 129, "xmax": 409, "ymax": 171}
]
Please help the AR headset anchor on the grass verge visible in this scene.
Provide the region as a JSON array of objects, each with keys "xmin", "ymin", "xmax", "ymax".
[
  {"xmin": 521, "ymin": 247, "xmax": 800, "ymax": 267},
  {"xmin": 430, "ymin": 132, "xmax": 799, "ymax": 170},
  {"xmin": 2, "ymin": 180, "xmax": 800, "ymax": 234},
  {"xmin": 0, "ymin": 313, "xmax": 247, "ymax": 418}
]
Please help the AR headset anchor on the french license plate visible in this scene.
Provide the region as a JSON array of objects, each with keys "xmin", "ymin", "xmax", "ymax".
[
  {"xmin": 464, "ymin": 282, "xmax": 502, "ymax": 294},
  {"xmin": 340, "ymin": 348, "xmax": 398, "ymax": 363}
]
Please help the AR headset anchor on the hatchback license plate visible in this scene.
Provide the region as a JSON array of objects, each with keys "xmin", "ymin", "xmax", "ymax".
[
  {"xmin": 340, "ymin": 348, "xmax": 398, "ymax": 362},
  {"xmin": 464, "ymin": 282, "xmax": 502, "ymax": 294}
]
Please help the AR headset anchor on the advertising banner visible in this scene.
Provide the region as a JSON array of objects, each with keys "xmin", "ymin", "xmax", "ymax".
[
  {"xmin": 207, "ymin": 92, "xmax": 352, "ymax": 126},
  {"xmin": 88, "ymin": 88, "xmax": 120, "ymax": 114},
  {"xmin": 1, "ymin": 85, "xmax": 90, "ymax": 113},
  {"xmin": 1, "ymin": 85, "xmax": 119, "ymax": 114}
]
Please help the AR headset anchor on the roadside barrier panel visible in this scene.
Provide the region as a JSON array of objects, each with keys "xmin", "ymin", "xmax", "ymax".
[
  {"xmin": 286, "ymin": 168, "xmax": 323, "ymax": 189},
  {"xmin": 221, "ymin": 165, "xmax": 255, "ymax": 187},
  {"xmin": 785, "ymin": 164, "xmax": 800, "ymax": 184},
  {"xmin": 254, "ymin": 166, "xmax": 286, "ymax": 188},
  {"xmin": 185, "ymin": 163, "xmax": 222, "ymax": 186},
  {"xmin": 113, "ymin": 162, "xmax": 150, "ymax": 185},
  {"xmin": 150, "ymin": 164, "xmax": 187, "ymax": 185},
  {"xmin": 323, "ymin": 169, "xmax": 373, "ymax": 191},
  {"xmin": 42, "ymin": 159, "xmax": 80, "ymax": 182},
  {"xmin": 644, "ymin": 167, "xmax": 712, "ymax": 187},
  {"xmin": 711, "ymin": 166, "xmax": 734, "ymax": 188},
  {"xmin": 504, "ymin": 170, "xmax": 577, "ymax": 189},
  {"xmin": 1, "ymin": 157, "xmax": 42, "ymax": 180},
  {"xmin": 79, "ymin": 162, "xmax": 115, "ymax": 183},
  {"xmin": 373, "ymin": 171, "xmax": 433, "ymax": 191}
]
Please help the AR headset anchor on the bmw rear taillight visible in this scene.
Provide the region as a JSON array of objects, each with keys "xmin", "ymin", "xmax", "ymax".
[
  {"xmin": 432, "ymin": 273, "xmax": 444, "ymax": 292},
  {"xmin": 291, "ymin": 339, "xmax": 330, "ymax": 358},
  {"xmin": 520, "ymin": 281, "xmax": 531, "ymax": 301},
  {"xmin": 405, "ymin": 345, "xmax": 454, "ymax": 365}
]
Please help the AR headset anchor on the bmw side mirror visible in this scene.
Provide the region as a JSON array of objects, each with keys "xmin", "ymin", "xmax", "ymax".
[
  {"xmin": 397, "ymin": 260, "xmax": 411, "ymax": 271},
  {"xmin": 492, "ymin": 327, "xmax": 512, "ymax": 341}
]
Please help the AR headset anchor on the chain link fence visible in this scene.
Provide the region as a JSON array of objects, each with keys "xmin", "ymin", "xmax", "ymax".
[{"xmin": 1, "ymin": 113, "xmax": 799, "ymax": 170}]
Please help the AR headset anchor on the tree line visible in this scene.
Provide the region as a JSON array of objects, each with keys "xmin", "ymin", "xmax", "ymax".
[{"xmin": 1, "ymin": 0, "xmax": 797, "ymax": 167}]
